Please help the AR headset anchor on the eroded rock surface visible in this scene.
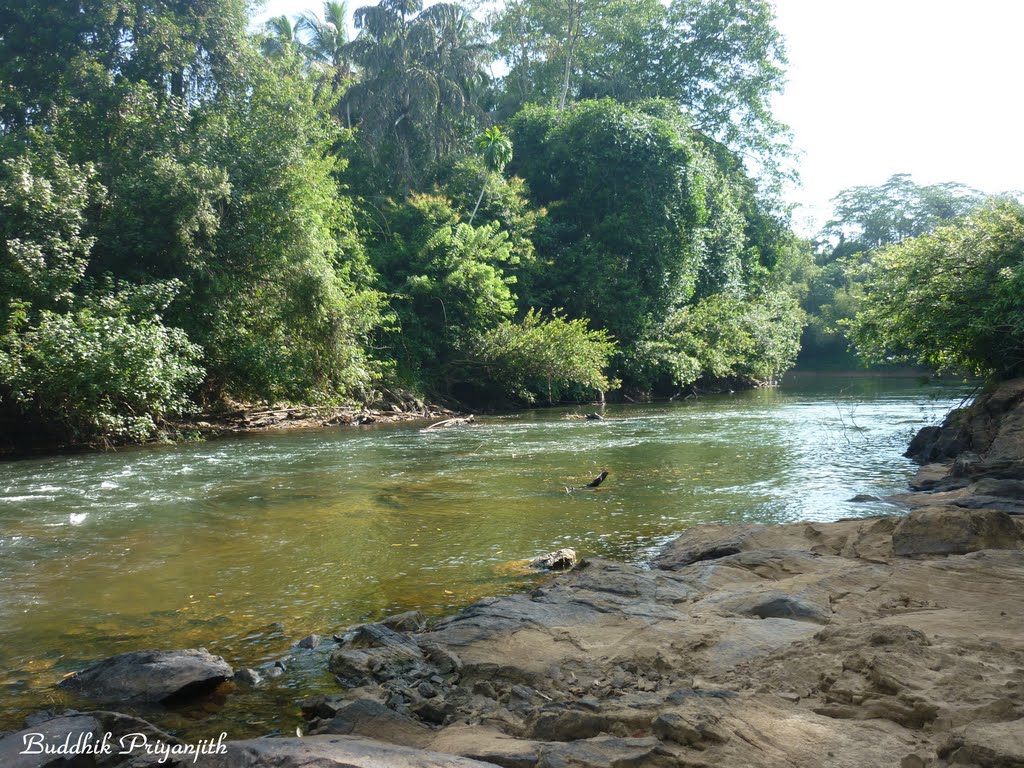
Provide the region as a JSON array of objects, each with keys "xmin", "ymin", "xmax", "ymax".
[{"xmin": 283, "ymin": 510, "xmax": 1024, "ymax": 768}]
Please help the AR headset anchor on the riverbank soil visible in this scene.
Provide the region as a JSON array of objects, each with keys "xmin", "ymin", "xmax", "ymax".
[{"xmin": 3, "ymin": 380, "xmax": 1023, "ymax": 767}]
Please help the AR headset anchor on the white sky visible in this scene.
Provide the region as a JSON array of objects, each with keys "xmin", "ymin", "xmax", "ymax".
[{"xmin": 252, "ymin": 0, "xmax": 1024, "ymax": 234}]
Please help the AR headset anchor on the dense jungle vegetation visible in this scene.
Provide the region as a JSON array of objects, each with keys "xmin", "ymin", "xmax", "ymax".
[{"xmin": 0, "ymin": 0, "xmax": 1020, "ymax": 447}]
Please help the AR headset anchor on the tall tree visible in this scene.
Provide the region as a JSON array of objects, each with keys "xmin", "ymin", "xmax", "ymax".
[
  {"xmin": 823, "ymin": 173, "xmax": 984, "ymax": 251},
  {"xmin": 299, "ymin": 1, "xmax": 354, "ymax": 86},
  {"xmin": 261, "ymin": 15, "xmax": 301, "ymax": 59},
  {"xmin": 492, "ymin": 0, "xmax": 789, "ymax": 172},
  {"xmin": 468, "ymin": 126, "xmax": 513, "ymax": 224},
  {"xmin": 342, "ymin": 0, "xmax": 490, "ymax": 190}
]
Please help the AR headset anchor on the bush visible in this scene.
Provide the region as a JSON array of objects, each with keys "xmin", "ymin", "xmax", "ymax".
[
  {"xmin": 0, "ymin": 283, "xmax": 204, "ymax": 442},
  {"xmin": 636, "ymin": 290, "xmax": 805, "ymax": 388},
  {"xmin": 465, "ymin": 309, "xmax": 618, "ymax": 404}
]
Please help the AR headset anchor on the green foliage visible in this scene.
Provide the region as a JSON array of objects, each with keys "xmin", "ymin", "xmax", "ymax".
[
  {"xmin": 847, "ymin": 200, "xmax": 1024, "ymax": 379},
  {"xmin": 466, "ymin": 309, "xmax": 618, "ymax": 404},
  {"xmin": 507, "ymin": 100, "xmax": 707, "ymax": 349},
  {"xmin": 342, "ymin": 0, "xmax": 490, "ymax": 191},
  {"xmin": 366, "ymin": 194, "xmax": 517, "ymax": 389},
  {"xmin": 0, "ymin": 153, "xmax": 97, "ymax": 319},
  {"xmin": 637, "ymin": 290, "xmax": 804, "ymax": 388},
  {"xmin": 493, "ymin": 0, "xmax": 789, "ymax": 170},
  {"xmin": 801, "ymin": 174, "xmax": 987, "ymax": 367},
  {"xmin": 506, "ymin": 99, "xmax": 801, "ymax": 389},
  {"xmin": 0, "ymin": 0, "xmax": 814, "ymax": 444},
  {"xmin": 0, "ymin": 150, "xmax": 203, "ymax": 442},
  {"xmin": 823, "ymin": 173, "xmax": 984, "ymax": 251},
  {"xmin": 190, "ymin": 52, "xmax": 386, "ymax": 403},
  {"xmin": 0, "ymin": 285, "xmax": 204, "ymax": 443}
]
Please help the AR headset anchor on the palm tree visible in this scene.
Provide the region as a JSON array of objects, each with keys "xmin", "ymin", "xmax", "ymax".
[
  {"xmin": 260, "ymin": 15, "xmax": 300, "ymax": 59},
  {"xmin": 469, "ymin": 126, "xmax": 513, "ymax": 224},
  {"xmin": 342, "ymin": 0, "xmax": 490, "ymax": 190},
  {"xmin": 297, "ymin": 2, "xmax": 355, "ymax": 126},
  {"xmin": 298, "ymin": 1, "xmax": 353, "ymax": 85}
]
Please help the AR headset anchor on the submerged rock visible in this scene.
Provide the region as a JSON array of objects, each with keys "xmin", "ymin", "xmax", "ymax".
[{"xmin": 58, "ymin": 649, "xmax": 232, "ymax": 706}]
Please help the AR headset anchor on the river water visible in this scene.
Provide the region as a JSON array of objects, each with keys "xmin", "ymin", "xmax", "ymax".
[{"xmin": 0, "ymin": 373, "xmax": 971, "ymax": 735}]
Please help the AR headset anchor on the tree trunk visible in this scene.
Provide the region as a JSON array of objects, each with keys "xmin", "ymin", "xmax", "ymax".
[{"xmin": 468, "ymin": 173, "xmax": 488, "ymax": 225}]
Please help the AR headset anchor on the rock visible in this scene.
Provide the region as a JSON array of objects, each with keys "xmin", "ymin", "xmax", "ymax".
[
  {"xmin": 527, "ymin": 709, "xmax": 609, "ymax": 741},
  {"xmin": 710, "ymin": 589, "xmax": 832, "ymax": 623},
  {"xmin": 0, "ymin": 710, "xmax": 179, "ymax": 768},
  {"xmin": 585, "ymin": 413, "xmax": 604, "ymax": 420},
  {"xmin": 971, "ymin": 477, "xmax": 1024, "ymax": 500},
  {"xmin": 188, "ymin": 735, "xmax": 496, "ymax": 768},
  {"xmin": 422, "ymin": 416, "xmax": 475, "ymax": 431},
  {"xmin": 233, "ymin": 668, "xmax": 263, "ymax": 687},
  {"xmin": 910, "ymin": 462, "xmax": 955, "ymax": 490},
  {"xmin": 58, "ymin": 649, "xmax": 232, "ymax": 706},
  {"xmin": 298, "ymin": 633, "xmax": 322, "ymax": 650},
  {"xmin": 944, "ymin": 718, "xmax": 1024, "ymax": 767},
  {"xmin": 652, "ymin": 711, "xmax": 728, "ymax": 747},
  {"xmin": 848, "ymin": 494, "xmax": 882, "ymax": 502},
  {"xmin": 411, "ymin": 697, "xmax": 453, "ymax": 725},
  {"xmin": 653, "ymin": 524, "xmax": 762, "ymax": 568},
  {"xmin": 892, "ymin": 507, "xmax": 1021, "ymax": 556},
  {"xmin": 301, "ymin": 694, "xmax": 349, "ymax": 721},
  {"xmin": 310, "ymin": 699, "xmax": 434, "ymax": 748},
  {"xmin": 529, "ymin": 547, "xmax": 578, "ymax": 571},
  {"xmin": 381, "ymin": 611, "xmax": 427, "ymax": 632}
]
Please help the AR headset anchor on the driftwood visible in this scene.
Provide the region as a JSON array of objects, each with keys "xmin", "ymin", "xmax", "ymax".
[
  {"xmin": 565, "ymin": 470, "xmax": 609, "ymax": 493},
  {"xmin": 422, "ymin": 415, "xmax": 475, "ymax": 431}
]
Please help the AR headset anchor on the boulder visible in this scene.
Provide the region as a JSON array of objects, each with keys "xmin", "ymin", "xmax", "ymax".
[
  {"xmin": 309, "ymin": 699, "xmax": 433, "ymax": 748},
  {"xmin": 58, "ymin": 649, "xmax": 232, "ymax": 706},
  {"xmin": 943, "ymin": 718, "xmax": 1024, "ymax": 767},
  {"xmin": 529, "ymin": 548, "xmax": 577, "ymax": 571},
  {"xmin": 0, "ymin": 710, "xmax": 179, "ymax": 768},
  {"xmin": 892, "ymin": 507, "xmax": 1021, "ymax": 556}
]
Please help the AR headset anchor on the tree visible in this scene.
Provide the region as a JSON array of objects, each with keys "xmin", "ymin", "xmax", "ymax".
[
  {"xmin": 506, "ymin": 99, "xmax": 803, "ymax": 390},
  {"xmin": 800, "ymin": 174, "xmax": 986, "ymax": 367},
  {"xmin": 260, "ymin": 15, "xmax": 301, "ymax": 59},
  {"xmin": 466, "ymin": 309, "xmax": 618, "ymax": 404},
  {"xmin": 822, "ymin": 173, "xmax": 984, "ymax": 251},
  {"xmin": 299, "ymin": 2, "xmax": 355, "ymax": 90},
  {"xmin": 469, "ymin": 126, "xmax": 514, "ymax": 224},
  {"xmin": 847, "ymin": 200, "xmax": 1024, "ymax": 379},
  {"xmin": 0, "ymin": 152, "xmax": 203, "ymax": 443},
  {"xmin": 365, "ymin": 194, "xmax": 517, "ymax": 391},
  {"xmin": 492, "ymin": 0, "xmax": 789, "ymax": 171},
  {"xmin": 342, "ymin": 0, "xmax": 490, "ymax": 190}
]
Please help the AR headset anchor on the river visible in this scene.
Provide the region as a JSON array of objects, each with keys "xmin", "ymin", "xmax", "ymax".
[{"xmin": 0, "ymin": 373, "xmax": 971, "ymax": 736}]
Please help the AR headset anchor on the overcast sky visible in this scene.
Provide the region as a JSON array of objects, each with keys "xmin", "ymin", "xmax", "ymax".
[{"xmin": 252, "ymin": 0, "xmax": 1024, "ymax": 233}]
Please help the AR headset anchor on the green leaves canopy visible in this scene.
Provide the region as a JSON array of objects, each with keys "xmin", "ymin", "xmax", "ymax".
[{"xmin": 847, "ymin": 200, "xmax": 1024, "ymax": 379}]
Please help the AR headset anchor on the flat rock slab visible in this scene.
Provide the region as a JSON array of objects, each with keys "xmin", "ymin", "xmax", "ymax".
[
  {"xmin": 164, "ymin": 735, "xmax": 497, "ymax": 768},
  {"xmin": 59, "ymin": 649, "xmax": 233, "ymax": 706},
  {"xmin": 892, "ymin": 507, "xmax": 1021, "ymax": 556}
]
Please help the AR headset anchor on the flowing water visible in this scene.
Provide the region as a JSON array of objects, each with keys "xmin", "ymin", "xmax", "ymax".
[{"xmin": 0, "ymin": 373, "xmax": 971, "ymax": 736}]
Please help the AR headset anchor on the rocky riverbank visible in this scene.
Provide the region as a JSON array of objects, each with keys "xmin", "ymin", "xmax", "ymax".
[{"xmin": 4, "ymin": 380, "xmax": 1024, "ymax": 767}]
